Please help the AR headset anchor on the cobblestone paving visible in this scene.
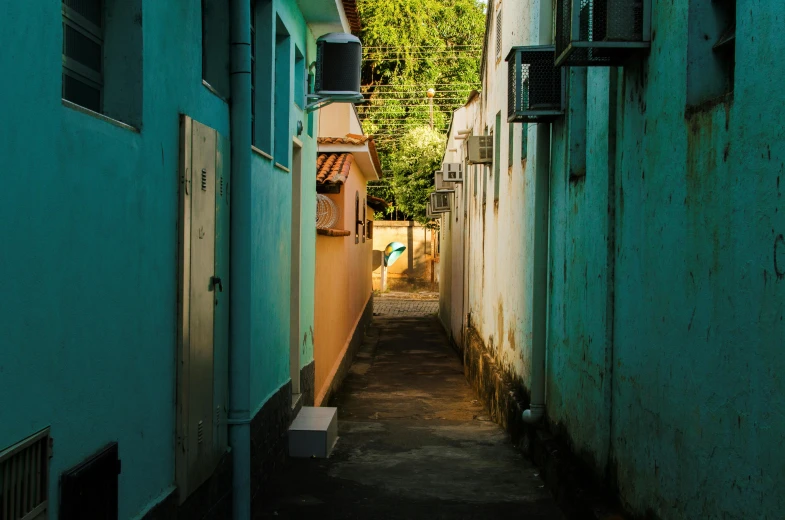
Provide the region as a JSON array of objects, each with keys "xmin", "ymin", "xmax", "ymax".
[{"xmin": 374, "ymin": 297, "xmax": 439, "ymax": 316}]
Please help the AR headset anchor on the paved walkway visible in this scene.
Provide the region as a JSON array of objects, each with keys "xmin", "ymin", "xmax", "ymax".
[
  {"xmin": 373, "ymin": 297, "xmax": 439, "ymax": 316},
  {"xmin": 258, "ymin": 315, "xmax": 564, "ymax": 519}
]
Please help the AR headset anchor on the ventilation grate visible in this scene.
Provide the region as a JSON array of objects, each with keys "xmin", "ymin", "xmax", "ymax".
[
  {"xmin": 555, "ymin": 0, "xmax": 649, "ymax": 66},
  {"xmin": 201, "ymin": 169, "xmax": 207, "ymax": 191},
  {"xmin": 495, "ymin": 10, "xmax": 503, "ymax": 61},
  {"xmin": 60, "ymin": 442, "xmax": 120, "ymax": 520},
  {"xmin": 197, "ymin": 421, "xmax": 204, "ymax": 445},
  {"xmin": 63, "ymin": 0, "xmax": 103, "ymax": 27},
  {"xmin": 0, "ymin": 429, "xmax": 51, "ymax": 520},
  {"xmin": 506, "ymin": 46, "xmax": 564, "ymax": 123}
]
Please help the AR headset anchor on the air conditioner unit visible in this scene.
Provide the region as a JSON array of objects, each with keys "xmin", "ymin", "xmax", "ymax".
[
  {"xmin": 307, "ymin": 33, "xmax": 364, "ymax": 112},
  {"xmin": 443, "ymin": 163, "xmax": 464, "ymax": 183},
  {"xmin": 315, "ymin": 33, "xmax": 362, "ymax": 96},
  {"xmin": 435, "ymin": 170, "xmax": 455, "ymax": 192},
  {"xmin": 467, "ymin": 136, "xmax": 493, "ymax": 164},
  {"xmin": 555, "ymin": 0, "xmax": 650, "ymax": 66},
  {"xmin": 506, "ymin": 46, "xmax": 565, "ymax": 123},
  {"xmin": 430, "ymin": 191, "xmax": 451, "ymax": 213},
  {"xmin": 426, "ymin": 201, "xmax": 441, "ymax": 220}
]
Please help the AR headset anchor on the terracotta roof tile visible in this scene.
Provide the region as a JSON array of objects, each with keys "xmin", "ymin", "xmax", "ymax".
[
  {"xmin": 316, "ymin": 152, "xmax": 354, "ymax": 186},
  {"xmin": 341, "ymin": 0, "xmax": 361, "ymax": 33},
  {"xmin": 317, "ymin": 133, "xmax": 372, "ymax": 145}
]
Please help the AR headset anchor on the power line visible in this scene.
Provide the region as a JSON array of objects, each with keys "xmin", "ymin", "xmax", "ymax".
[
  {"xmin": 362, "ymin": 91, "xmax": 475, "ymax": 95},
  {"xmin": 362, "ymin": 83, "xmax": 479, "ymax": 87},
  {"xmin": 363, "ymin": 45, "xmax": 482, "ymax": 49},
  {"xmin": 361, "ymin": 96, "xmax": 469, "ymax": 99},
  {"xmin": 364, "ymin": 57, "xmax": 478, "ymax": 62}
]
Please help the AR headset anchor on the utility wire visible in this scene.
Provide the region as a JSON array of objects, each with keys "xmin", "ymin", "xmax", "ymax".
[
  {"xmin": 362, "ymin": 83, "xmax": 479, "ymax": 87},
  {"xmin": 363, "ymin": 45, "xmax": 482, "ymax": 49}
]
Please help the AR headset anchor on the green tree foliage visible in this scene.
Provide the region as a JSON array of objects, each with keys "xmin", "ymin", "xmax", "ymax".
[
  {"xmin": 387, "ymin": 126, "xmax": 446, "ymax": 224},
  {"xmin": 358, "ymin": 0, "xmax": 485, "ymax": 221}
]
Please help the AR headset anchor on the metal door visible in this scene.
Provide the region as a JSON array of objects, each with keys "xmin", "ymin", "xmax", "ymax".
[{"xmin": 176, "ymin": 115, "xmax": 229, "ymax": 501}]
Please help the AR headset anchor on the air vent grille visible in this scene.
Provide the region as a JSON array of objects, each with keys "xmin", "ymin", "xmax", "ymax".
[
  {"xmin": 201, "ymin": 169, "xmax": 207, "ymax": 191},
  {"xmin": 0, "ymin": 429, "xmax": 51, "ymax": 520}
]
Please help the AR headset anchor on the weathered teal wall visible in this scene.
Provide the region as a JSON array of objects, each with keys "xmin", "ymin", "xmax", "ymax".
[
  {"xmin": 607, "ymin": 2, "xmax": 785, "ymax": 516},
  {"xmin": 0, "ymin": 2, "xmax": 228, "ymax": 518},
  {"xmin": 443, "ymin": 0, "xmax": 785, "ymax": 518},
  {"xmin": 547, "ymin": 66, "xmax": 615, "ymax": 476},
  {"xmin": 545, "ymin": 2, "xmax": 785, "ymax": 517},
  {"xmin": 249, "ymin": 0, "xmax": 318, "ymax": 411}
]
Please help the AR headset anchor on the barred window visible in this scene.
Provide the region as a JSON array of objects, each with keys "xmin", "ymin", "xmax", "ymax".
[{"xmin": 62, "ymin": 0, "xmax": 103, "ymax": 113}]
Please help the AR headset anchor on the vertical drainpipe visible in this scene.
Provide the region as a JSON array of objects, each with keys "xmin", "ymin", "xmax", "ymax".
[
  {"xmin": 229, "ymin": 0, "xmax": 252, "ymax": 518},
  {"xmin": 522, "ymin": 0, "xmax": 553, "ymax": 424}
]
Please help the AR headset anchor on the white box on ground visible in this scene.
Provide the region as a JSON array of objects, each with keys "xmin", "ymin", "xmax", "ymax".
[{"xmin": 288, "ymin": 406, "xmax": 338, "ymax": 458}]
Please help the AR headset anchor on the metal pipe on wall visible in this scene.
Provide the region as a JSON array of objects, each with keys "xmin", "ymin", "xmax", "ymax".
[
  {"xmin": 228, "ymin": 0, "xmax": 252, "ymax": 517},
  {"xmin": 523, "ymin": 0, "xmax": 553, "ymax": 424}
]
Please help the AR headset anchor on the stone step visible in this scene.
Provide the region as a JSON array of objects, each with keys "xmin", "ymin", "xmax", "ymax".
[{"xmin": 288, "ymin": 406, "xmax": 338, "ymax": 458}]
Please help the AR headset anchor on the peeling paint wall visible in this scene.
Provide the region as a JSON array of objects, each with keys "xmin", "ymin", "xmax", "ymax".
[
  {"xmin": 440, "ymin": 0, "xmax": 785, "ymax": 517},
  {"xmin": 607, "ymin": 2, "xmax": 785, "ymax": 516}
]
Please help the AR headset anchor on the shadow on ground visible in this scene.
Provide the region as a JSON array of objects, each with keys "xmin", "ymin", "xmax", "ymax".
[{"xmin": 256, "ymin": 315, "xmax": 564, "ymax": 519}]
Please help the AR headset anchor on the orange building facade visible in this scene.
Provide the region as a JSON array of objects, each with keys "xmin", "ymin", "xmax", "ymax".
[{"xmin": 313, "ymin": 103, "xmax": 382, "ymax": 405}]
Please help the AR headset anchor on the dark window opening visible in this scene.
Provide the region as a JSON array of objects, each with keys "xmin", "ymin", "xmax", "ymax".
[
  {"xmin": 62, "ymin": 0, "xmax": 104, "ymax": 113},
  {"xmin": 686, "ymin": 0, "xmax": 736, "ymax": 106}
]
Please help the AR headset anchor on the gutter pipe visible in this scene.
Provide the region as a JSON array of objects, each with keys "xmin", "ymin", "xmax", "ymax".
[
  {"xmin": 228, "ymin": 0, "xmax": 252, "ymax": 517},
  {"xmin": 523, "ymin": 0, "xmax": 553, "ymax": 424}
]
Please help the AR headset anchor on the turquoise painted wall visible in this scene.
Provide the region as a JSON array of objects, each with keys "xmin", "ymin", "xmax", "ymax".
[
  {"xmin": 0, "ymin": 1, "xmax": 229, "ymax": 518},
  {"xmin": 545, "ymin": 1, "xmax": 785, "ymax": 517},
  {"xmin": 249, "ymin": 0, "xmax": 318, "ymax": 411},
  {"xmin": 1, "ymin": 0, "xmax": 325, "ymax": 516},
  {"xmin": 547, "ymin": 66, "xmax": 615, "ymax": 476}
]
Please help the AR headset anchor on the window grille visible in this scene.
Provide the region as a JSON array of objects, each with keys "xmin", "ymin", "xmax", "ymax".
[
  {"xmin": 0, "ymin": 428, "xmax": 51, "ymax": 520},
  {"xmin": 62, "ymin": 0, "xmax": 103, "ymax": 113},
  {"xmin": 495, "ymin": 9, "xmax": 503, "ymax": 62}
]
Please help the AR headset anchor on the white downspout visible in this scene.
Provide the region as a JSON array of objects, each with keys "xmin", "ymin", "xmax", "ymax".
[{"xmin": 522, "ymin": 0, "xmax": 552, "ymax": 424}]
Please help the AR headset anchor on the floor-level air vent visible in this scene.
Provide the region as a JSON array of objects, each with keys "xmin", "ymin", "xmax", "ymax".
[
  {"xmin": 0, "ymin": 428, "xmax": 51, "ymax": 520},
  {"xmin": 59, "ymin": 443, "xmax": 120, "ymax": 520}
]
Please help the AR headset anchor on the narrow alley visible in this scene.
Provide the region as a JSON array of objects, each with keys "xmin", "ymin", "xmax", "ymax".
[
  {"xmin": 4, "ymin": 0, "xmax": 785, "ymax": 518},
  {"xmin": 260, "ymin": 299, "xmax": 563, "ymax": 519}
]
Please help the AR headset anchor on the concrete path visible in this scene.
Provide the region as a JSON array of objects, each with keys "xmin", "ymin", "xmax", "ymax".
[{"xmin": 258, "ymin": 315, "xmax": 564, "ymax": 519}]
